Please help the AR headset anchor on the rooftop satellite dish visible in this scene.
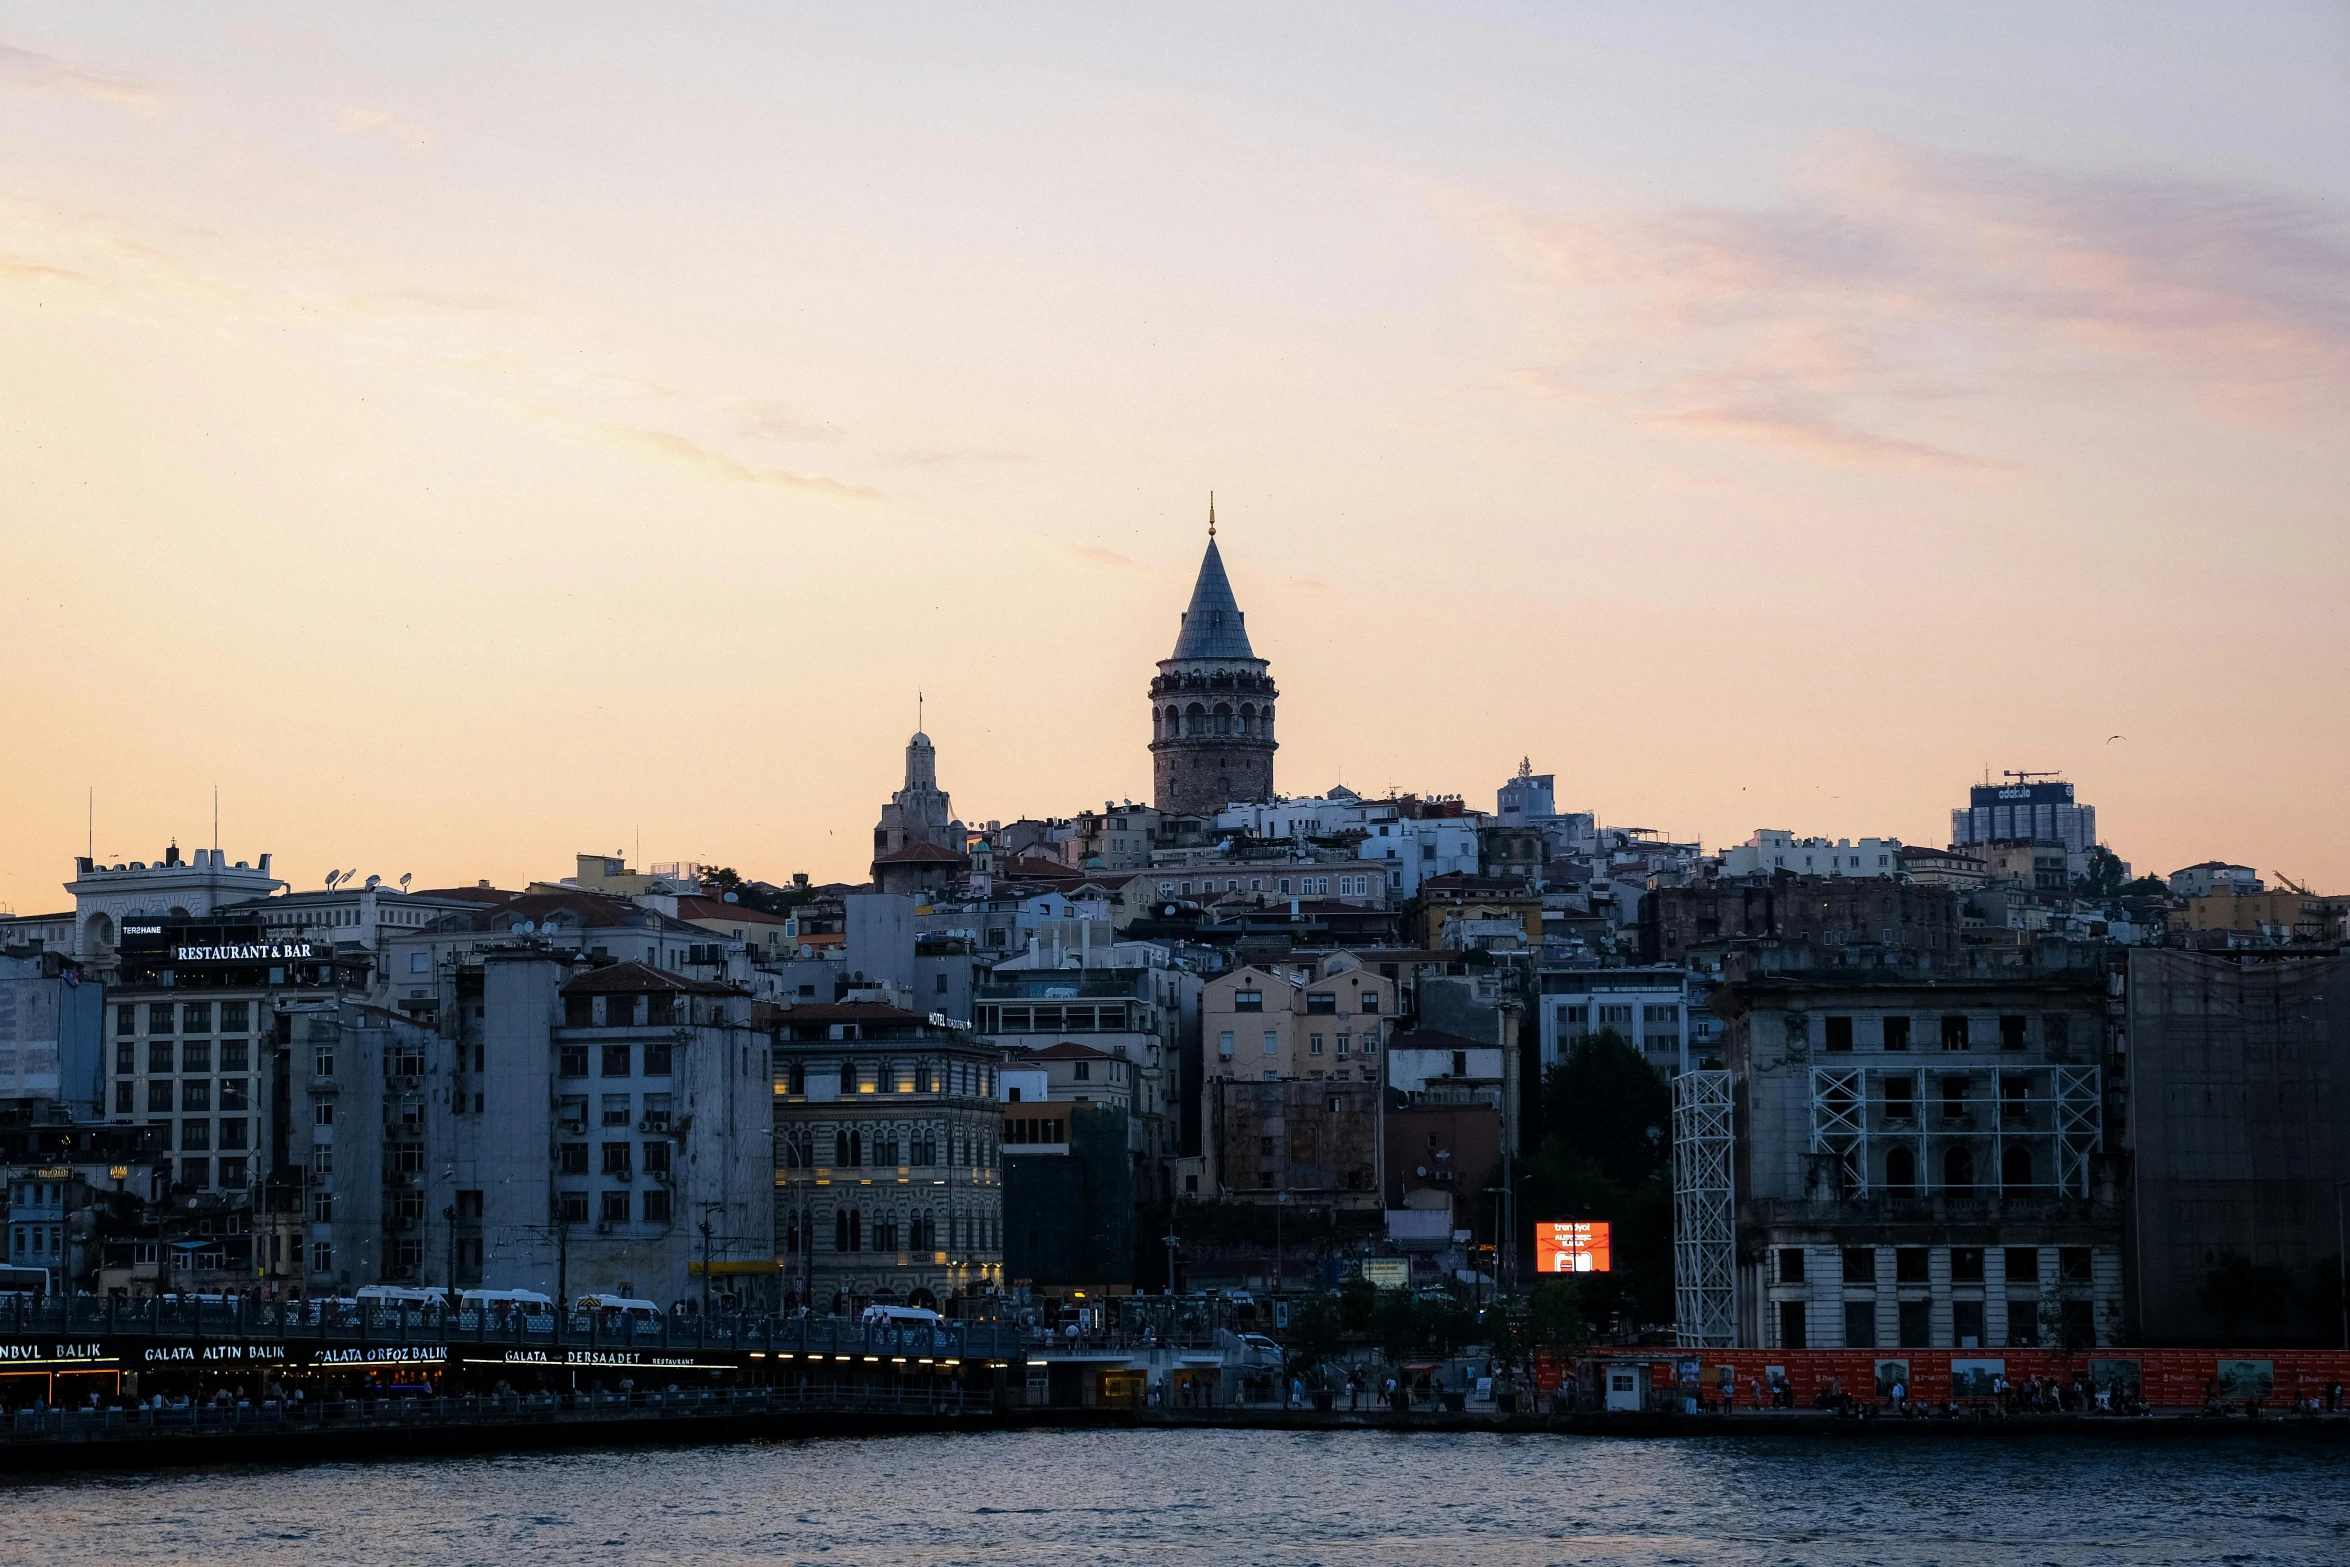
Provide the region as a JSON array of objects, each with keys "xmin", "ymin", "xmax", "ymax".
[
  {"xmin": 399, "ymin": 873, "xmax": 412, "ymax": 889},
  {"xmin": 723, "ymin": 892, "xmax": 739, "ymax": 904},
  {"xmin": 364, "ymin": 874, "xmax": 381, "ymax": 890},
  {"xmin": 323, "ymin": 871, "xmax": 341, "ymax": 888},
  {"xmin": 513, "ymin": 919, "xmax": 536, "ymax": 935}
]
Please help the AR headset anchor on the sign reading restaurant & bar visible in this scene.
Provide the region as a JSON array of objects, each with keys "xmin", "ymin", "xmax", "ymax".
[{"xmin": 166, "ymin": 939, "xmax": 320, "ymax": 963}]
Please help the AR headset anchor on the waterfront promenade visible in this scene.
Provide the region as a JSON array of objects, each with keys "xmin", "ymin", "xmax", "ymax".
[{"xmin": 6, "ymin": 1384, "xmax": 2349, "ymax": 1473}]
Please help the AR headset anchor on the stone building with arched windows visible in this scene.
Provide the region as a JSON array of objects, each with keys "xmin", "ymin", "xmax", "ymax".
[
  {"xmin": 771, "ymin": 1003, "xmax": 1006, "ymax": 1313},
  {"xmin": 1149, "ymin": 533, "xmax": 1276, "ymax": 817}
]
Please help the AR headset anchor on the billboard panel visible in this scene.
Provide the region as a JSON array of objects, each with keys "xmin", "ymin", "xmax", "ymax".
[{"xmin": 1536, "ymin": 1220, "xmax": 1611, "ymax": 1273}]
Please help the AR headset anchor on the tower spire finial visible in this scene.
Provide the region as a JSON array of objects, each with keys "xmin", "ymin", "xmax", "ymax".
[{"xmin": 1208, "ymin": 491, "xmax": 1215, "ymax": 539}]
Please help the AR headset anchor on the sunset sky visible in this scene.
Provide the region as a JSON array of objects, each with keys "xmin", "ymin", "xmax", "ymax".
[{"xmin": 3, "ymin": 4, "xmax": 2346, "ymax": 911}]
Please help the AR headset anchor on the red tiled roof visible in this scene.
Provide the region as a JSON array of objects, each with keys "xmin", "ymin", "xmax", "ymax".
[
  {"xmin": 776, "ymin": 1002, "xmax": 927, "ymax": 1023},
  {"xmin": 872, "ymin": 844, "xmax": 968, "ymax": 865},
  {"xmin": 1019, "ymin": 1040, "xmax": 1117, "ymax": 1061},
  {"xmin": 561, "ymin": 961, "xmax": 741, "ymax": 997},
  {"xmin": 670, "ymin": 896, "xmax": 793, "ymax": 925}
]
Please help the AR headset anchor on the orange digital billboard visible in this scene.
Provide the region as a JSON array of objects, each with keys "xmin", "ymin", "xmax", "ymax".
[{"xmin": 1537, "ymin": 1221, "xmax": 1611, "ymax": 1273}]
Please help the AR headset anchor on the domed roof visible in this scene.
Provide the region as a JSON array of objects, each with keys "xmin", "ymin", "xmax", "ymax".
[{"xmin": 1170, "ymin": 539, "xmax": 1255, "ymax": 660}]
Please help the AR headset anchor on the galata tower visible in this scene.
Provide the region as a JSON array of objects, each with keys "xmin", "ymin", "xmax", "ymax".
[{"xmin": 1149, "ymin": 502, "xmax": 1276, "ymax": 815}]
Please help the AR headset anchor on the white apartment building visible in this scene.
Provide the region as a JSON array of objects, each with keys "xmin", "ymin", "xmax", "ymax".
[
  {"xmin": 1213, "ymin": 795, "xmax": 1481, "ymax": 897},
  {"xmin": 1721, "ymin": 831, "xmax": 1905, "ymax": 880}
]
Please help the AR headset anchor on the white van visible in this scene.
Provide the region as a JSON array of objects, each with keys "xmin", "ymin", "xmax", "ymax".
[
  {"xmin": 356, "ymin": 1285, "xmax": 445, "ymax": 1308},
  {"xmin": 576, "ymin": 1294, "xmax": 662, "ymax": 1327},
  {"xmin": 460, "ymin": 1288, "xmax": 554, "ymax": 1312},
  {"xmin": 860, "ymin": 1304, "xmax": 942, "ymax": 1329}
]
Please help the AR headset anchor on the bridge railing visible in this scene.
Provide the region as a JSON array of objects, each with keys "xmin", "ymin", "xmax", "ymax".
[{"xmin": 0, "ymin": 1296, "xmax": 1025, "ymax": 1360}]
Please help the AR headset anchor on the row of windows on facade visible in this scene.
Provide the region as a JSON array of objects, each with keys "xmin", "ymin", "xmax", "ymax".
[
  {"xmin": 562, "ymin": 994, "xmax": 703, "ymax": 1028},
  {"xmin": 1777, "ymin": 1244, "xmax": 2096, "ymax": 1287},
  {"xmin": 1249, "ymin": 1164, "xmax": 1375, "ymax": 1191},
  {"xmin": 1821, "ymin": 1070, "xmax": 2089, "ymax": 1122},
  {"xmin": 548, "ymin": 1188, "xmax": 676, "ymax": 1224},
  {"xmin": 779, "ymin": 1060, "xmax": 994, "ymax": 1096},
  {"xmin": 791, "ymin": 1127, "xmax": 993, "ymax": 1168},
  {"xmin": 1165, "ymin": 874, "xmax": 1368, "ymax": 899},
  {"xmin": 165, "ymin": 1156, "xmax": 252, "ymax": 1190},
  {"xmin": 1217, "ymin": 1029, "xmax": 1380, "ymax": 1058},
  {"xmin": 127, "ymin": 1115, "xmax": 254, "ymax": 1153},
  {"xmin": 117, "ymin": 1077, "xmax": 253, "ymax": 1115},
  {"xmin": 783, "ymin": 1210, "xmax": 989, "ymax": 1254},
  {"xmin": 558, "ymin": 1040, "xmax": 677, "ymax": 1078},
  {"xmin": 1824, "ymin": 1140, "xmax": 2074, "ymax": 1192},
  {"xmin": 973, "ymin": 1003, "xmax": 1140, "ymax": 1033},
  {"xmin": 120, "ymin": 1001, "xmax": 255, "ymax": 1035},
  {"xmin": 306, "ymin": 1135, "xmax": 424, "ymax": 1173},
  {"xmin": 119, "ymin": 1038, "xmax": 256, "ymax": 1076},
  {"xmin": 1777, "ymin": 1296, "xmax": 2096, "ymax": 1350},
  {"xmin": 554, "ymin": 1138, "xmax": 674, "ymax": 1178},
  {"xmin": 558, "ymin": 1092, "xmax": 674, "ymax": 1131},
  {"xmin": 1791, "ymin": 1013, "xmax": 2075, "ymax": 1051},
  {"xmin": 1228, "ymin": 989, "xmax": 1384, "ymax": 1015},
  {"xmin": 1555, "ymin": 1003, "xmax": 1682, "ymax": 1028},
  {"xmin": 1155, "ymin": 703, "xmax": 1271, "ymax": 738},
  {"xmin": 12, "ymin": 1225, "xmax": 64, "ymax": 1259}
]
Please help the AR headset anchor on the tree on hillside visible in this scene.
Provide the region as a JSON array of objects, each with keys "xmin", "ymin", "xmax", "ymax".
[
  {"xmin": 1517, "ymin": 1030, "xmax": 1675, "ymax": 1331},
  {"xmin": 699, "ymin": 865, "xmax": 812, "ymax": 917}
]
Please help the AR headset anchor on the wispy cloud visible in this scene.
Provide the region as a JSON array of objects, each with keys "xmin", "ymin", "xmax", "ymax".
[
  {"xmin": 1457, "ymin": 135, "xmax": 2350, "ymax": 468},
  {"xmin": 597, "ymin": 425, "xmax": 883, "ymax": 501},
  {"xmin": 0, "ymin": 39, "xmax": 166, "ymax": 115},
  {"xmin": 878, "ymin": 447, "xmax": 1030, "ymax": 468},
  {"xmin": 1059, "ymin": 542, "xmax": 1145, "ymax": 571},
  {"xmin": 336, "ymin": 105, "xmax": 436, "ymax": 153},
  {"xmin": 1655, "ymin": 406, "xmax": 2010, "ymax": 473}
]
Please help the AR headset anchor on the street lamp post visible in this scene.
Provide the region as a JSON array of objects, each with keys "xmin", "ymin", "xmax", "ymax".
[
  {"xmin": 699, "ymin": 1202, "xmax": 724, "ymax": 1322},
  {"xmin": 2336, "ymin": 1180, "xmax": 2348, "ymax": 1353}
]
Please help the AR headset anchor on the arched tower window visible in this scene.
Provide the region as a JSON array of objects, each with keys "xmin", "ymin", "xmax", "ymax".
[
  {"xmin": 1239, "ymin": 703, "xmax": 1256, "ymax": 734},
  {"xmin": 1184, "ymin": 702, "xmax": 1205, "ymax": 736},
  {"xmin": 1213, "ymin": 703, "xmax": 1232, "ymax": 734}
]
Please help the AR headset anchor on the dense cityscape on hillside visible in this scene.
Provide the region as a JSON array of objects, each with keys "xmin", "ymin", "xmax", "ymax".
[{"xmin": 5, "ymin": 533, "xmax": 2343, "ymax": 1373}]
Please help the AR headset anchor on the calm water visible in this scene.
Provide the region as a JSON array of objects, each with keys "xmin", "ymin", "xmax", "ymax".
[{"xmin": 4, "ymin": 1429, "xmax": 2347, "ymax": 1566}]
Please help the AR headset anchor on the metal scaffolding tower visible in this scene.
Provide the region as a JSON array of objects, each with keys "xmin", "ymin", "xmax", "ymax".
[{"xmin": 1672, "ymin": 1069, "xmax": 1737, "ymax": 1348}]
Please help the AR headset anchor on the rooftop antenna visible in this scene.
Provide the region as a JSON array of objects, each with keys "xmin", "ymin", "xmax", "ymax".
[
  {"xmin": 86, "ymin": 787, "xmax": 92, "ymax": 861},
  {"xmin": 212, "ymin": 784, "xmax": 219, "ymax": 855}
]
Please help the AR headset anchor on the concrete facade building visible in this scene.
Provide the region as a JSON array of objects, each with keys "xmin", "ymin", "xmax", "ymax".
[
  {"xmin": 2116, "ymin": 949, "xmax": 2350, "ymax": 1345},
  {"xmin": 1950, "ymin": 777, "xmax": 2097, "ymax": 868},
  {"xmin": 1714, "ymin": 962, "xmax": 2122, "ymax": 1352},
  {"xmin": 1722, "ymin": 831, "xmax": 1905, "ymax": 880},
  {"xmin": 1538, "ymin": 967, "xmax": 1708, "ymax": 1075},
  {"xmin": 771, "ymin": 1004, "xmax": 1006, "ymax": 1311},
  {"xmin": 2166, "ymin": 861, "xmax": 2265, "ymax": 899},
  {"xmin": 1640, "ymin": 879, "xmax": 1961, "ymax": 968},
  {"xmin": 65, "ymin": 846, "xmax": 282, "ymax": 967},
  {"xmin": 416, "ymin": 951, "xmax": 773, "ymax": 1310}
]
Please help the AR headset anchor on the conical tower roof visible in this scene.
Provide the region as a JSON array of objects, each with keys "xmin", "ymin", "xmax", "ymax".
[{"xmin": 1170, "ymin": 538, "xmax": 1255, "ymax": 660}]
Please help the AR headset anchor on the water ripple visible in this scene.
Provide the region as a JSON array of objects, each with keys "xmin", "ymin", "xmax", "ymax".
[{"xmin": 0, "ymin": 1430, "xmax": 2346, "ymax": 1565}]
